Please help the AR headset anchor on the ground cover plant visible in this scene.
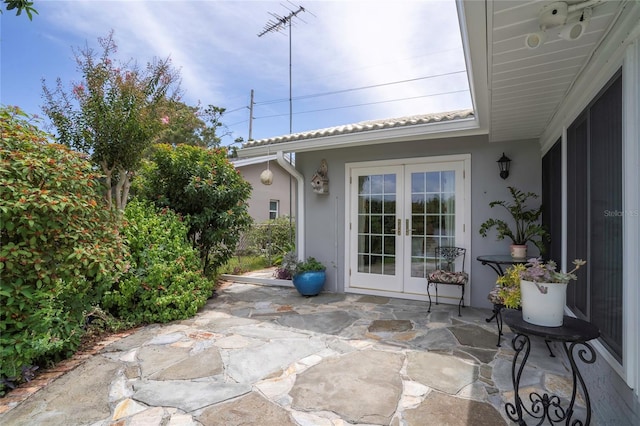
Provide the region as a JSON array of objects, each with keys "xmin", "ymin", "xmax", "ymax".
[{"xmin": 0, "ymin": 106, "xmax": 128, "ymax": 394}]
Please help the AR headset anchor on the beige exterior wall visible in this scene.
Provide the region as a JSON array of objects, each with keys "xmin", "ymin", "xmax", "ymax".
[{"xmin": 237, "ymin": 162, "xmax": 296, "ymax": 223}]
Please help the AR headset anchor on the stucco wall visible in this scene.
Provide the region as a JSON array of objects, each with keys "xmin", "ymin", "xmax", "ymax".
[
  {"xmin": 237, "ymin": 162, "xmax": 296, "ymax": 223},
  {"xmin": 295, "ymin": 134, "xmax": 542, "ymax": 309}
]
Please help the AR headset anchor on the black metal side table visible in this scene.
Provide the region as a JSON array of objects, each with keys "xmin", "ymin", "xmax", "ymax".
[
  {"xmin": 503, "ymin": 310, "xmax": 600, "ymax": 426},
  {"xmin": 477, "ymin": 255, "xmax": 528, "ymax": 346}
]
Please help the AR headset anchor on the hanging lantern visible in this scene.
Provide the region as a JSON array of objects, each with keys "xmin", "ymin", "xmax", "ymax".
[{"xmin": 260, "ymin": 168, "xmax": 274, "ymax": 185}]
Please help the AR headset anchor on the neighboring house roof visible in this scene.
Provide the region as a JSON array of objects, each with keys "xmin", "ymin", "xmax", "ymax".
[
  {"xmin": 240, "ymin": 109, "xmax": 478, "ymax": 156},
  {"xmin": 231, "ymin": 155, "xmax": 277, "ymax": 168},
  {"xmin": 231, "ymin": 153, "xmax": 294, "ymax": 168}
]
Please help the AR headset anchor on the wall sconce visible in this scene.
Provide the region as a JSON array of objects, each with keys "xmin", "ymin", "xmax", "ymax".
[{"xmin": 498, "ymin": 153, "xmax": 511, "ymax": 180}]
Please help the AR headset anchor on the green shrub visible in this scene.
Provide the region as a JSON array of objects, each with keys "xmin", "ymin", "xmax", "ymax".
[
  {"xmin": 246, "ymin": 217, "xmax": 295, "ymax": 265},
  {"xmin": 0, "ymin": 106, "xmax": 128, "ymax": 394},
  {"xmin": 102, "ymin": 199, "xmax": 215, "ymax": 324},
  {"xmin": 133, "ymin": 144, "xmax": 252, "ymax": 274}
]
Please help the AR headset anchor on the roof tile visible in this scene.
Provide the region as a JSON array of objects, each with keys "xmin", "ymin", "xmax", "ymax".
[{"xmin": 243, "ymin": 109, "xmax": 474, "ymax": 147}]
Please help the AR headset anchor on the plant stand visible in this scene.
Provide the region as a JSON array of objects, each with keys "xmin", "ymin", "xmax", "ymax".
[{"xmin": 503, "ymin": 310, "xmax": 600, "ymax": 425}]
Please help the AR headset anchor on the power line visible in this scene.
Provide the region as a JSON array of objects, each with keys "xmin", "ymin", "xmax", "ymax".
[
  {"xmin": 253, "ymin": 89, "xmax": 470, "ymax": 120},
  {"xmin": 255, "ymin": 70, "xmax": 467, "ymax": 106}
]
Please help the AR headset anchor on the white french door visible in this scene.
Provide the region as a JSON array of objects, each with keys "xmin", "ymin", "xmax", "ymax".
[{"xmin": 347, "ymin": 156, "xmax": 469, "ymax": 301}]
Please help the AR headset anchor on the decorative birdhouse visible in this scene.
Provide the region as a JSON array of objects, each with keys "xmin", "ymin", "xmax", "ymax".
[{"xmin": 311, "ymin": 159, "xmax": 329, "ymax": 194}]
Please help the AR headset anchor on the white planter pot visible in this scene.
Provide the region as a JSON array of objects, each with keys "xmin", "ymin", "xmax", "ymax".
[
  {"xmin": 510, "ymin": 244, "xmax": 527, "ymax": 259},
  {"xmin": 520, "ymin": 279, "xmax": 567, "ymax": 327}
]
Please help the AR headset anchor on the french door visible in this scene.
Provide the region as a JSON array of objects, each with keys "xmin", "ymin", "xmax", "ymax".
[{"xmin": 347, "ymin": 157, "xmax": 468, "ymax": 300}]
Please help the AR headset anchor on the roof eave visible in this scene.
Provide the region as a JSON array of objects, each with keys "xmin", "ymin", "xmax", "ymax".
[{"xmin": 240, "ymin": 116, "xmax": 484, "ymax": 157}]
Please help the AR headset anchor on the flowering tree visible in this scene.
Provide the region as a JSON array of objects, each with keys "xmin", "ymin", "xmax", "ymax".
[
  {"xmin": 154, "ymin": 101, "xmax": 229, "ymax": 148},
  {"xmin": 42, "ymin": 30, "xmax": 181, "ymax": 211}
]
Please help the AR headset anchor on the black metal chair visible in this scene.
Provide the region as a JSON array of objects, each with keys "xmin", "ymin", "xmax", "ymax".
[{"xmin": 427, "ymin": 246, "xmax": 468, "ymax": 316}]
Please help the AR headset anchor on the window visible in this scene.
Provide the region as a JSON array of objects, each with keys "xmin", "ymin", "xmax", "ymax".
[
  {"xmin": 269, "ymin": 200, "xmax": 279, "ymax": 220},
  {"xmin": 566, "ymin": 71, "xmax": 623, "ymax": 362}
]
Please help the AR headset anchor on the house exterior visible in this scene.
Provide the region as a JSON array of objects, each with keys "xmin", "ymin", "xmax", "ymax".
[
  {"xmin": 231, "ymin": 155, "xmax": 296, "ymax": 223},
  {"xmin": 238, "ymin": 1, "xmax": 640, "ymax": 423}
]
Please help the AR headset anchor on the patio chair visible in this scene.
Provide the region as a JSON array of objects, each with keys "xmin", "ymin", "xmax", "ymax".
[{"xmin": 427, "ymin": 246, "xmax": 468, "ymax": 316}]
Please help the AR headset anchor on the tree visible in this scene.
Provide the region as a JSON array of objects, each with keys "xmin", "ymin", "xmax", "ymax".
[
  {"xmin": 42, "ymin": 30, "xmax": 181, "ymax": 211},
  {"xmin": 154, "ymin": 101, "xmax": 205, "ymax": 147},
  {"xmin": 200, "ymin": 104, "xmax": 230, "ymax": 148},
  {"xmin": 133, "ymin": 144, "xmax": 252, "ymax": 274},
  {"xmin": 2, "ymin": 0, "xmax": 38, "ymax": 19},
  {"xmin": 154, "ymin": 102, "xmax": 230, "ymax": 149}
]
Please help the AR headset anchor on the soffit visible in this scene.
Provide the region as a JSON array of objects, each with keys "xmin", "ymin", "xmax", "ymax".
[{"xmin": 486, "ymin": 0, "xmax": 625, "ymax": 142}]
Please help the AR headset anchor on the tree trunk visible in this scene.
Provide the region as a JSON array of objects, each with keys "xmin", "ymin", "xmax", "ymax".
[
  {"xmin": 101, "ymin": 161, "xmax": 113, "ymax": 210},
  {"xmin": 121, "ymin": 172, "xmax": 132, "ymax": 210},
  {"xmin": 114, "ymin": 169, "xmax": 130, "ymax": 211}
]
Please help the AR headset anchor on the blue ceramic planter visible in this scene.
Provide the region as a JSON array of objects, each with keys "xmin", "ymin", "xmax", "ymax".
[{"xmin": 292, "ymin": 271, "xmax": 326, "ymax": 296}]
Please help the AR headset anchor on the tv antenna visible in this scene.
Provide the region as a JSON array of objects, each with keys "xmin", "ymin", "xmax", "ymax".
[{"xmin": 258, "ymin": 3, "xmax": 312, "ymax": 134}]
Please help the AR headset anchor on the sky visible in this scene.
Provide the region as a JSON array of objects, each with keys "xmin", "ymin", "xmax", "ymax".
[{"xmin": 0, "ymin": 0, "xmax": 471, "ymax": 146}]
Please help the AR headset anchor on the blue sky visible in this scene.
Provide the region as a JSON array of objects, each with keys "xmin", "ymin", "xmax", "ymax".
[{"xmin": 1, "ymin": 0, "xmax": 471, "ymax": 146}]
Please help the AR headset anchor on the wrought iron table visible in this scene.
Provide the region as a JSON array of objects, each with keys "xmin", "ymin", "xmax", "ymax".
[
  {"xmin": 503, "ymin": 310, "xmax": 600, "ymax": 426},
  {"xmin": 477, "ymin": 255, "xmax": 528, "ymax": 346}
]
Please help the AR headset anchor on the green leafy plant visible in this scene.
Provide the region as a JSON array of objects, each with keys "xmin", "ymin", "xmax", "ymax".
[
  {"xmin": 133, "ymin": 143, "xmax": 252, "ymax": 275},
  {"xmin": 275, "ymin": 253, "xmax": 326, "ymax": 279},
  {"xmin": 295, "ymin": 257, "xmax": 326, "ymax": 274},
  {"xmin": 479, "ymin": 186, "xmax": 550, "ymax": 253},
  {"xmin": 102, "ymin": 199, "xmax": 215, "ymax": 324},
  {"xmin": 2, "ymin": 0, "xmax": 38, "ymax": 20},
  {"xmin": 0, "ymin": 106, "xmax": 127, "ymax": 394},
  {"xmin": 245, "ymin": 217, "xmax": 295, "ymax": 264}
]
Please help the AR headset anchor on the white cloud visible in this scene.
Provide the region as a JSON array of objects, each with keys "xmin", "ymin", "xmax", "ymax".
[{"xmin": 29, "ymin": 0, "xmax": 470, "ymax": 140}]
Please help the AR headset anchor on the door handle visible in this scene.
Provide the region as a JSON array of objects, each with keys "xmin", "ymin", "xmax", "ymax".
[
  {"xmin": 406, "ymin": 219, "xmax": 410, "ymax": 236},
  {"xmin": 397, "ymin": 219, "xmax": 401, "ymax": 236}
]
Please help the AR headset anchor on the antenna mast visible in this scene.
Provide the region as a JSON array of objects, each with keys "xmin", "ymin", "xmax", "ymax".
[{"xmin": 258, "ymin": 4, "xmax": 310, "ymax": 134}]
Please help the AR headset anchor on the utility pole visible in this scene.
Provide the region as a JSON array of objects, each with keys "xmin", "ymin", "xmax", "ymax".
[
  {"xmin": 248, "ymin": 89, "xmax": 254, "ymax": 141},
  {"xmin": 258, "ymin": 4, "xmax": 310, "ymax": 134}
]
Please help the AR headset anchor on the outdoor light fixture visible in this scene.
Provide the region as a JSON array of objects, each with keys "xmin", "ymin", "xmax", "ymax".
[
  {"xmin": 559, "ymin": 8, "xmax": 592, "ymax": 41},
  {"xmin": 498, "ymin": 153, "xmax": 511, "ymax": 180},
  {"xmin": 524, "ymin": 0, "xmax": 599, "ymax": 49},
  {"xmin": 525, "ymin": 31, "xmax": 547, "ymax": 49}
]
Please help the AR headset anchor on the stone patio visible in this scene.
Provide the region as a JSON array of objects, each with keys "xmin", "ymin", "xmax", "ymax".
[{"xmin": 0, "ymin": 281, "xmax": 586, "ymax": 425}]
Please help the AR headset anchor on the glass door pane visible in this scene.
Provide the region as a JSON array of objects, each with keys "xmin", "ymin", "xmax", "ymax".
[
  {"xmin": 357, "ymin": 174, "xmax": 397, "ymax": 275},
  {"xmin": 410, "ymin": 170, "xmax": 456, "ymax": 278}
]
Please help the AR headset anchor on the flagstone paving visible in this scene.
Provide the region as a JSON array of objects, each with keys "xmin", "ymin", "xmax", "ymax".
[{"xmin": 0, "ymin": 281, "xmax": 585, "ymax": 425}]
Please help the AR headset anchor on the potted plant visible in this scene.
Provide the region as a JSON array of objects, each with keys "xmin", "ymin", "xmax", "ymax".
[
  {"xmin": 479, "ymin": 186, "xmax": 550, "ymax": 259},
  {"xmin": 499, "ymin": 258, "xmax": 585, "ymax": 327},
  {"xmin": 275, "ymin": 252, "xmax": 326, "ymax": 296}
]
